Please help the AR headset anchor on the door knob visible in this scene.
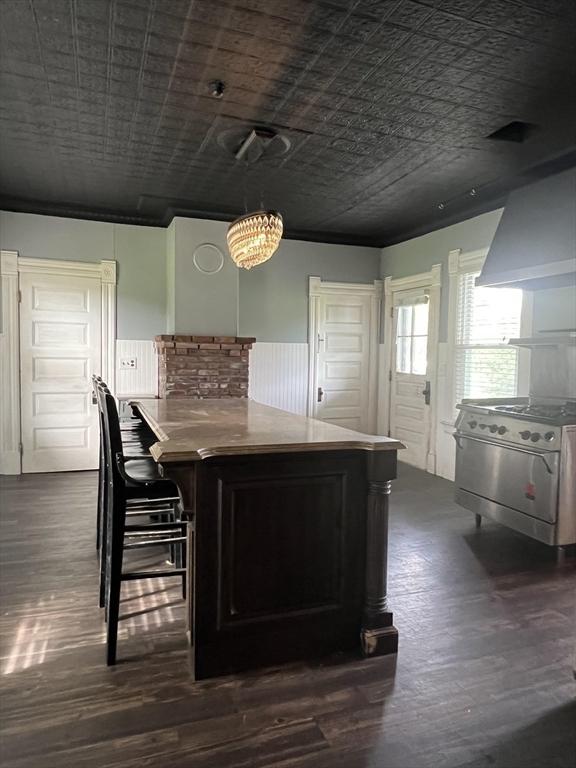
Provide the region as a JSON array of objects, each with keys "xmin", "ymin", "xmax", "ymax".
[
  {"xmin": 421, "ymin": 380, "xmax": 431, "ymax": 405},
  {"xmin": 317, "ymin": 386, "xmax": 324, "ymax": 403}
]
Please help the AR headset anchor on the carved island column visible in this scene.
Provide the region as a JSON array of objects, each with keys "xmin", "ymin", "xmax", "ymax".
[{"xmin": 361, "ymin": 452, "xmax": 399, "ymax": 656}]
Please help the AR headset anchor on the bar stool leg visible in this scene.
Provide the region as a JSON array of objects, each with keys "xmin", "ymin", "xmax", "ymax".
[
  {"xmin": 96, "ymin": 447, "xmax": 103, "ymax": 551},
  {"xmin": 106, "ymin": 502, "xmax": 125, "ymax": 665},
  {"xmin": 175, "ymin": 523, "xmax": 186, "ymax": 599},
  {"xmin": 99, "ymin": 480, "xmax": 110, "ymax": 609}
]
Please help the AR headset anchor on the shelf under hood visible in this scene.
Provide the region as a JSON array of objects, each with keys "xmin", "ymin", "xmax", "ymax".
[{"xmin": 509, "ymin": 332, "xmax": 576, "ymax": 347}]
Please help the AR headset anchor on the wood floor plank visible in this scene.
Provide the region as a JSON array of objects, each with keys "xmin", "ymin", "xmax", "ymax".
[{"xmin": 0, "ymin": 465, "xmax": 574, "ymax": 768}]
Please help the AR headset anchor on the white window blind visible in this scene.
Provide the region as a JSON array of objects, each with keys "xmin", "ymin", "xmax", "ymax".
[{"xmin": 454, "ymin": 271, "xmax": 523, "ymax": 403}]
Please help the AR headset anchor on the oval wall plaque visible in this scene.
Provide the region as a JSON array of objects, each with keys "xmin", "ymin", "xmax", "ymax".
[{"xmin": 192, "ymin": 243, "xmax": 225, "ymax": 274}]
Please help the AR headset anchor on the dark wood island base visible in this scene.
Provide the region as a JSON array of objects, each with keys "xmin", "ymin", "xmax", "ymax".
[{"xmin": 134, "ymin": 399, "xmax": 402, "ymax": 680}]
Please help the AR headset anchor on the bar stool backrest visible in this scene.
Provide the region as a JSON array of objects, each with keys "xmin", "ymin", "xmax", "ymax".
[
  {"xmin": 97, "ymin": 387, "xmax": 124, "ymax": 483},
  {"xmin": 91, "ymin": 374, "xmax": 102, "ymax": 405},
  {"xmin": 94, "ymin": 380, "xmax": 111, "ymax": 455},
  {"xmin": 93, "ymin": 378, "xmax": 109, "ymax": 552}
]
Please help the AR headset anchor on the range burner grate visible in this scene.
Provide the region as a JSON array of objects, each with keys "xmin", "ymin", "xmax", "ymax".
[{"xmin": 495, "ymin": 403, "xmax": 576, "ymax": 420}]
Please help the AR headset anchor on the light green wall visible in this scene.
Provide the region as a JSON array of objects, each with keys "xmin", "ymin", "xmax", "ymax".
[
  {"xmin": 173, "ymin": 218, "xmax": 239, "ymax": 336},
  {"xmin": 0, "ymin": 211, "xmax": 380, "ymax": 342},
  {"xmin": 0, "ymin": 211, "xmax": 166, "ymax": 339},
  {"xmin": 10, "ymin": 208, "xmax": 571, "ymax": 347},
  {"xmin": 0, "ymin": 210, "xmax": 114, "ymax": 261},
  {"xmin": 380, "ymin": 209, "xmax": 504, "ymax": 340},
  {"xmin": 168, "ymin": 217, "xmax": 380, "ymax": 342},
  {"xmin": 239, "ymin": 238, "xmax": 381, "ymax": 342},
  {"xmin": 166, "ymin": 221, "xmax": 176, "ymax": 334},
  {"xmin": 114, "ymin": 224, "xmax": 166, "ymax": 339}
]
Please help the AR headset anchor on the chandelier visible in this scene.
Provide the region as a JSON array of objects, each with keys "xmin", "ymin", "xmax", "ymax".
[{"xmin": 227, "ymin": 210, "xmax": 283, "ymax": 270}]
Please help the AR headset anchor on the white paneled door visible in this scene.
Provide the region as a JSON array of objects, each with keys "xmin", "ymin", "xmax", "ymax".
[
  {"xmin": 315, "ymin": 292, "xmax": 373, "ymax": 432},
  {"xmin": 389, "ymin": 291, "xmax": 431, "ymax": 469},
  {"xmin": 19, "ymin": 272, "xmax": 102, "ymax": 473}
]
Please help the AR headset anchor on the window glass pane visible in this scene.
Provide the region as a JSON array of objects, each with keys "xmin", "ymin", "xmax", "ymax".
[
  {"xmin": 455, "ymin": 348, "xmax": 519, "ymax": 402},
  {"xmin": 413, "ymin": 302, "xmax": 429, "ymax": 335},
  {"xmin": 396, "ymin": 305, "xmax": 412, "ymax": 337},
  {"xmin": 457, "ymin": 273, "xmax": 522, "ymax": 345},
  {"xmin": 396, "ymin": 337, "xmax": 411, "ymax": 373},
  {"xmin": 412, "ymin": 336, "xmax": 428, "ymax": 375},
  {"xmin": 454, "ymin": 268, "xmax": 523, "ymax": 406},
  {"xmin": 469, "ymin": 287, "xmax": 523, "ymax": 344}
]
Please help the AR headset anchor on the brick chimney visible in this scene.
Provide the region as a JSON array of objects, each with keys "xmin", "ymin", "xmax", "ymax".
[{"xmin": 154, "ymin": 335, "xmax": 255, "ymax": 399}]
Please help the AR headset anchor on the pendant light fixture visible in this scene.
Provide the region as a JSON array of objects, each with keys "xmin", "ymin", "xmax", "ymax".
[
  {"xmin": 227, "ymin": 210, "xmax": 283, "ymax": 270},
  {"xmin": 224, "ymin": 127, "xmax": 288, "ymax": 270}
]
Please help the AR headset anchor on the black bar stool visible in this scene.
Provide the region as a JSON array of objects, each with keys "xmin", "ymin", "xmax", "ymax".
[
  {"xmin": 92, "ymin": 376, "xmax": 154, "ymax": 551},
  {"xmin": 99, "ymin": 389, "xmax": 187, "ymax": 665},
  {"xmin": 94, "ymin": 380, "xmax": 181, "ymax": 608},
  {"xmin": 92, "ymin": 376, "xmax": 174, "ymax": 554}
]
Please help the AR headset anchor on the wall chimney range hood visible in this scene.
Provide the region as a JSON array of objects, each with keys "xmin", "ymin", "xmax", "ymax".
[{"xmin": 477, "ymin": 167, "xmax": 576, "ymax": 291}]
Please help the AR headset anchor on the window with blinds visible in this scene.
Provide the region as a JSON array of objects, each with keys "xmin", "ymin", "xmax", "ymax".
[{"xmin": 454, "ymin": 271, "xmax": 523, "ymax": 404}]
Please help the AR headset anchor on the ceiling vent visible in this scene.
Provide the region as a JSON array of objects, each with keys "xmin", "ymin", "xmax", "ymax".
[{"xmin": 487, "ymin": 121, "xmax": 538, "ymax": 143}]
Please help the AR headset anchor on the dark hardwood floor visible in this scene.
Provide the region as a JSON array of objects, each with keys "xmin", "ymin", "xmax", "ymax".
[{"xmin": 0, "ymin": 464, "xmax": 574, "ymax": 768}]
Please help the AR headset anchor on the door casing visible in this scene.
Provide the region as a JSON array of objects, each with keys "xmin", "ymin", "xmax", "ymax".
[{"xmin": 0, "ymin": 251, "xmax": 117, "ymax": 475}]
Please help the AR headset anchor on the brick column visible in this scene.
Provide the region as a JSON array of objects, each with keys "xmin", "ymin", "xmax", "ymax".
[{"xmin": 154, "ymin": 335, "xmax": 255, "ymax": 399}]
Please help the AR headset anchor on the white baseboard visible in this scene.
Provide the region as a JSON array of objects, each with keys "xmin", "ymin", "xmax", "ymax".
[{"xmin": 0, "ymin": 450, "xmax": 21, "ymax": 475}]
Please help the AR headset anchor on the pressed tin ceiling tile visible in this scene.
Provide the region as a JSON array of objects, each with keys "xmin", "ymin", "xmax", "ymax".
[{"xmin": 0, "ymin": 0, "xmax": 574, "ymax": 245}]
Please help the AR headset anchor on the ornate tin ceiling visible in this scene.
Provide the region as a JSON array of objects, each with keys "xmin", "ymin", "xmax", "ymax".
[{"xmin": 0, "ymin": 0, "xmax": 575, "ymax": 245}]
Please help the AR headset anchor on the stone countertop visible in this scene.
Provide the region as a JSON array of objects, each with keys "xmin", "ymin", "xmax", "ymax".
[{"xmin": 131, "ymin": 398, "xmax": 405, "ymax": 463}]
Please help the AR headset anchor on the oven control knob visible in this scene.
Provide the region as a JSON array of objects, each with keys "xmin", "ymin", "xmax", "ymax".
[
  {"xmin": 544, "ymin": 431, "xmax": 555, "ymax": 441},
  {"xmin": 520, "ymin": 430, "xmax": 531, "ymax": 440},
  {"xmin": 489, "ymin": 424, "xmax": 498, "ymax": 433},
  {"xmin": 468, "ymin": 420, "xmax": 477, "ymax": 429},
  {"xmin": 498, "ymin": 426, "xmax": 508, "ymax": 435},
  {"xmin": 479, "ymin": 423, "xmax": 487, "ymax": 429},
  {"xmin": 530, "ymin": 432, "xmax": 541, "ymax": 442}
]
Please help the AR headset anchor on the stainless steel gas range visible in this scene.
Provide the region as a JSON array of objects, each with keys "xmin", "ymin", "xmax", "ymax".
[{"xmin": 454, "ymin": 398, "xmax": 576, "ymax": 548}]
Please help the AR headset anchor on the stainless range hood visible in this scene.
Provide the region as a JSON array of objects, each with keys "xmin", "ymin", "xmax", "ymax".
[{"xmin": 477, "ymin": 167, "xmax": 576, "ymax": 291}]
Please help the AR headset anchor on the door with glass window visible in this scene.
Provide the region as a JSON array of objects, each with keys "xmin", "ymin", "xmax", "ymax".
[{"xmin": 389, "ymin": 291, "xmax": 431, "ymax": 469}]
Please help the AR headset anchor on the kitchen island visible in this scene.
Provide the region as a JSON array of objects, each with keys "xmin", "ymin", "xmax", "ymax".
[{"xmin": 132, "ymin": 398, "xmax": 404, "ymax": 679}]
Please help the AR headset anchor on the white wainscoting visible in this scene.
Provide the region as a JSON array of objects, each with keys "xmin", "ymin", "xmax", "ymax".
[
  {"xmin": 249, "ymin": 343, "xmax": 308, "ymax": 416},
  {"xmin": 115, "ymin": 340, "xmax": 158, "ymax": 397}
]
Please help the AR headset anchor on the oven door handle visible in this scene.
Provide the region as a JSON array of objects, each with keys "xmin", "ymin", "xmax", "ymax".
[{"xmin": 452, "ymin": 433, "xmax": 555, "ymax": 474}]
